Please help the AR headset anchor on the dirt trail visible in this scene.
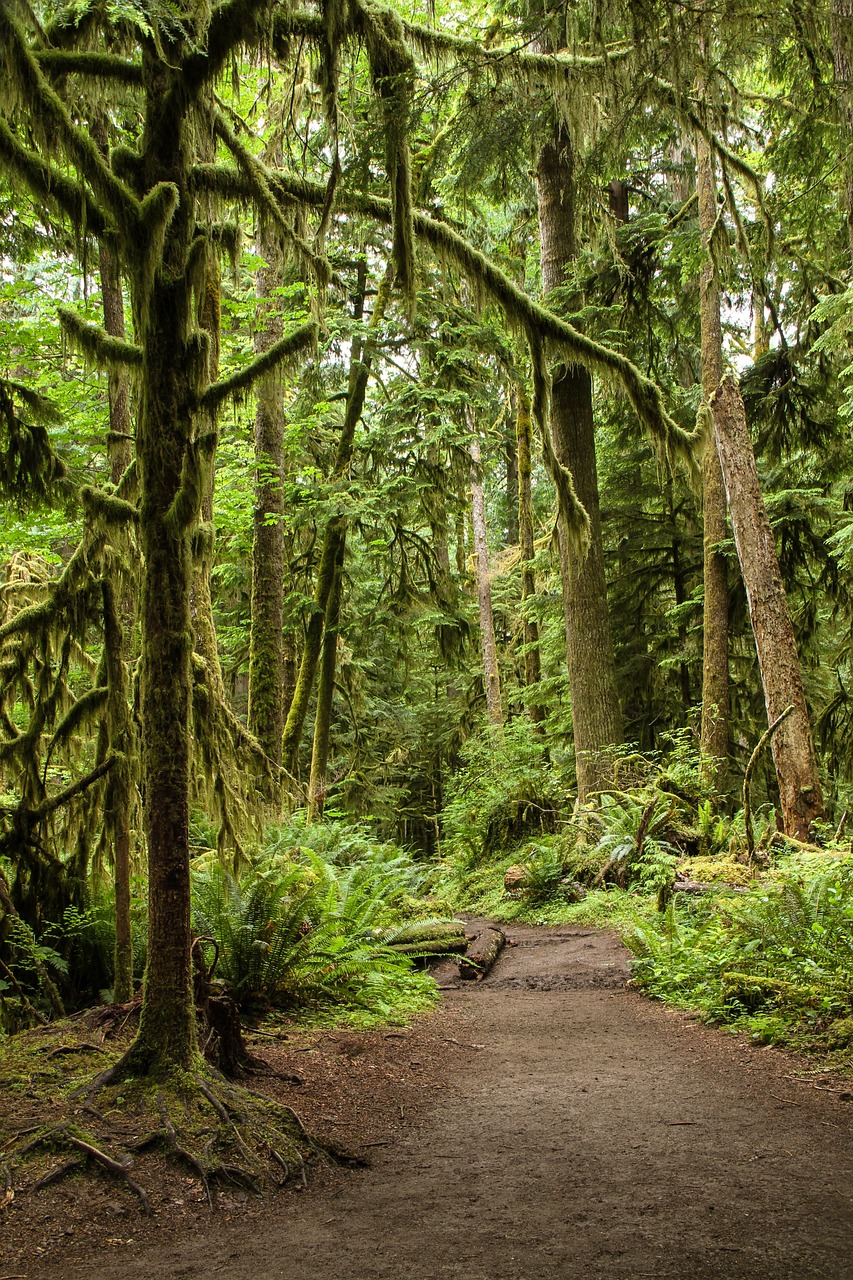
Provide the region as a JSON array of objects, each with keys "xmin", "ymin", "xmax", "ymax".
[{"xmin": 27, "ymin": 924, "xmax": 853, "ymax": 1279}]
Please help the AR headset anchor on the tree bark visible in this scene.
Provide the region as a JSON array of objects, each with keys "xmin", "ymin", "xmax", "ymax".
[
  {"xmin": 696, "ymin": 130, "xmax": 731, "ymax": 790},
  {"xmin": 832, "ymin": 0, "xmax": 853, "ymax": 266},
  {"xmin": 306, "ymin": 531, "xmax": 345, "ymax": 820},
  {"xmin": 514, "ymin": 383, "xmax": 545, "ymax": 725},
  {"xmin": 248, "ymin": 229, "xmax": 286, "ymax": 765},
  {"xmin": 126, "ymin": 51, "xmax": 202, "ymax": 1074},
  {"xmin": 94, "ymin": 117, "xmax": 135, "ymax": 1006},
  {"xmin": 469, "ymin": 427, "xmax": 503, "ymax": 733},
  {"xmin": 536, "ymin": 123, "xmax": 622, "ymax": 798},
  {"xmin": 711, "ymin": 377, "xmax": 824, "ymax": 839}
]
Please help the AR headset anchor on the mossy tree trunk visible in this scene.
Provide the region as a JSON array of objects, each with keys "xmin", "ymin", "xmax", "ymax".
[
  {"xmin": 95, "ymin": 142, "xmax": 135, "ymax": 1005},
  {"xmin": 833, "ymin": 0, "xmax": 853, "ymax": 265},
  {"xmin": 306, "ymin": 532, "xmax": 345, "ymax": 820},
  {"xmin": 711, "ymin": 377, "xmax": 824, "ymax": 840},
  {"xmin": 469, "ymin": 427, "xmax": 504, "ymax": 733},
  {"xmin": 514, "ymin": 382, "xmax": 545, "ymax": 725},
  {"xmin": 123, "ymin": 47, "xmax": 204, "ymax": 1075},
  {"xmin": 536, "ymin": 123, "xmax": 622, "ymax": 798},
  {"xmin": 248, "ymin": 228, "xmax": 286, "ymax": 766},
  {"xmin": 696, "ymin": 128, "xmax": 731, "ymax": 791}
]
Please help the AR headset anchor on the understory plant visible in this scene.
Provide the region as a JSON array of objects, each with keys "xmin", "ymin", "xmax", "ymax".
[
  {"xmin": 626, "ymin": 859, "xmax": 853, "ymax": 1053},
  {"xmin": 190, "ymin": 851, "xmax": 440, "ymax": 1021}
]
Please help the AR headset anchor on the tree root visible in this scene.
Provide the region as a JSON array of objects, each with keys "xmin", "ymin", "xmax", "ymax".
[
  {"xmin": 15, "ymin": 1057, "xmax": 324, "ymax": 1214},
  {"xmin": 22, "ymin": 1128, "xmax": 152, "ymax": 1214}
]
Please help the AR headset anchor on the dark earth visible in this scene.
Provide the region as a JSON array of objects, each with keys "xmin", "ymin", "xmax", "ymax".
[{"xmin": 5, "ymin": 922, "xmax": 853, "ymax": 1279}]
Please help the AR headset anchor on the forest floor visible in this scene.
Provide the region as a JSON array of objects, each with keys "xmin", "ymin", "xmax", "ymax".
[{"xmin": 3, "ymin": 920, "xmax": 853, "ymax": 1280}]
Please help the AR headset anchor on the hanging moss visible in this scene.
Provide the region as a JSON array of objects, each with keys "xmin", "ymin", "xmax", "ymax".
[
  {"xmin": 58, "ymin": 308, "xmax": 143, "ymax": 369},
  {"xmin": 200, "ymin": 321, "xmax": 317, "ymax": 412}
]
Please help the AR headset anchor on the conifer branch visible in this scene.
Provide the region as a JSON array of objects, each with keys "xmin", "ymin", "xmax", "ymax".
[
  {"xmin": 31, "ymin": 754, "xmax": 115, "ymax": 820},
  {"xmin": 0, "ymin": 6, "xmax": 141, "ymax": 231},
  {"xmin": 35, "ymin": 49, "xmax": 143, "ymax": 83},
  {"xmin": 400, "ymin": 16, "xmax": 630, "ymax": 75},
  {"xmin": 200, "ymin": 321, "xmax": 318, "ymax": 413},
  {"xmin": 211, "ymin": 111, "xmax": 332, "ymax": 285},
  {"xmin": 58, "ymin": 309, "xmax": 143, "ymax": 370},
  {"xmin": 0, "ymin": 532, "xmax": 106, "ymax": 645},
  {"xmin": 266, "ymin": 172, "xmax": 699, "ymax": 473},
  {"xmin": 0, "ymin": 117, "xmax": 114, "ymax": 238}
]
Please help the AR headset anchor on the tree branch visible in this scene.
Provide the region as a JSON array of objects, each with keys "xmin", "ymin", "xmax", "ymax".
[
  {"xmin": 58, "ymin": 309, "xmax": 143, "ymax": 370},
  {"xmin": 0, "ymin": 7, "xmax": 141, "ymax": 232},
  {"xmin": 200, "ymin": 321, "xmax": 317, "ymax": 413},
  {"xmin": 35, "ymin": 49, "xmax": 143, "ymax": 83},
  {"xmin": 0, "ymin": 117, "xmax": 114, "ymax": 239}
]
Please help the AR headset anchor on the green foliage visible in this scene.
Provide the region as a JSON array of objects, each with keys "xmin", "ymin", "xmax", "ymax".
[
  {"xmin": 627, "ymin": 860, "xmax": 853, "ymax": 1053},
  {"xmin": 442, "ymin": 722, "xmax": 572, "ymax": 865},
  {"xmin": 190, "ymin": 848, "xmax": 439, "ymax": 1021}
]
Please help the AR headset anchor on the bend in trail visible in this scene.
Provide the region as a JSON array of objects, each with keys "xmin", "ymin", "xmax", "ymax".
[{"xmin": 48, "ymin": 923, "xmax": 853, "ymax": 1280}]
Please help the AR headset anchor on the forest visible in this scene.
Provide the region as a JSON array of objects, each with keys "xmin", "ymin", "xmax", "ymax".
[{"xmin": 0, "ymin": 0, "xmax": 852, "ymax": 1237}]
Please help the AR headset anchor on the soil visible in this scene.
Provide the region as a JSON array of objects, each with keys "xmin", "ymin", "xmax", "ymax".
[{"xmin": 4, "ymin": 921, "xmax": 853, "ymax": 1280}]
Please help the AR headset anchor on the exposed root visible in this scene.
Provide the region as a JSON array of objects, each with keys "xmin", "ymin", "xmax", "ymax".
[
  {"xmin": 32, "ymin": 1157, "xmax": 84, "ymax": 1189},
  {"xmin": 10, "ymin": 1042, "xmax": 324, "ymax": 1212},
  {"xmin": 22, "ymin": 1128, "xmax": 152, "ymax": 1214}
]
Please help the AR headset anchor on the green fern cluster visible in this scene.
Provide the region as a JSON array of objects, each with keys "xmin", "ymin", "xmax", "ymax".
[
  {"xmin": 191, "ymin": 851, "xmax": 439, "ymax": 1018},
  {"xmin": 626, "ymin": 861, "xmax": 853, "ymax": 1051}
]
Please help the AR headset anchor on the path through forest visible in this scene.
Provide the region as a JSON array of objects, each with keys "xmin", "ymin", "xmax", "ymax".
[{"xmin": 26, "ymin": 923, "xmax": 853, "ymax": 1279}]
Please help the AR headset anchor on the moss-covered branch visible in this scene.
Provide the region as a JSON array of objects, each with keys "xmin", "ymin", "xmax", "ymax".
[
  {"xmin": 211, "ymin": 111, "xmax": 331, "ymax": 285},
  {"xmin": 58, "ymin": 309, "xmax": 143, "ymax": 370},
  {"xmin": 0, "ymin": 116, "xmax": 114, "ymax": 239},
  {"xmin": 0, "ymin": 9, "xmax": 140, "ymax": 231},
  {"xmin": 200, "ymin": 321, "xmax": 317, "ymax": 413},
  {"xmin": 400, "ymin": 14, "xmax": 630, "ymax": 75},
  {"xmin": 80, "ymin": 485, "xmax": 139, "ymax": 527},
  {"xmin": 266, "ymin": 171, "xmax": 698, "ymax": 471},
  {"xmin": 35, "ymin": 49, "xmax": 143, "ymax": 83}
]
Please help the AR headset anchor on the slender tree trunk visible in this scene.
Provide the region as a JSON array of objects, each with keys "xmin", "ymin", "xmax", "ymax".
[
  {"xmin": 94, "ymin": 122, "xmax": 134, "ymax": 1004},
  {"xmin": 536, "ymin": 123, "xmax": 622, "ymax": 798},
  {"xmin": 307, "ymin": 533, "xmax": 345, "ymax": 820},
  {"xmin": 101, "ymin": 579, "xmax": 134, "ymax": 1004},
  {"xmin": 248, "ymin": 229, "xmax": 286, "ymax": 764},
  {"xmin": 832, "ymin": 0, "xmax": 853, "ymax": 265},
  {"xmin": 711, "ymin": 377, "xmax": 824, "ymax": 839},
  {"xmin": 189, "ymin": 244, "xmax": 225, "ymax": 708},
  {"xmin": 469, "ymin": 427, "xmax": 503, "ymax": 732},
  {"xmin": 514, "ymin": 383, "xmax": 545, "ymax": 724},
  {"xmin": 696, "ymin": 131, "xmax": 731, "ymax": 789},
  {"xmin": 505, "ymin": 422, "xmax": 519, "ymax": 546},
  {"xmin": 282, "ymin": 268, "xmax": 390, "ymax": 773}
]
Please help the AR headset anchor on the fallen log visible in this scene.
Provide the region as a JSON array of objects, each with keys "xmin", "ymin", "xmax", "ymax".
[
  {"xmin": 384, "ymin": 919, "xmax": 468, "ymax": 957},
  {"xmin": 458, "ymin": 926, "xmax": 506, "ymax": 981}
]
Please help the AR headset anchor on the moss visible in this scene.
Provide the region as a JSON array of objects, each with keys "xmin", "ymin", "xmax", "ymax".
[
  {"xmin": 721, "ymin": 971, "xmax": 816, "ymax": 1012},
  {"xmin": 58, "ymin": 309, "xmax": 142, "ymax": 370}
]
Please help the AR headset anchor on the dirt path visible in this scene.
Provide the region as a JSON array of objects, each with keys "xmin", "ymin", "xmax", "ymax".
[{"xmin": 22, "ymin": 924, "xmax": 853, "ymax": 1279}]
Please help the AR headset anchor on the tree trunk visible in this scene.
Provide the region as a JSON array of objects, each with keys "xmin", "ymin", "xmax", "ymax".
[
  {"xmin": 696, "ymin": 131, "xmax": 731, "ymax": 790},
  {"xmin": 126, "ymin": 54, "xmax": 200, "ymax": 1074},
  {"xmin": 711, "ymin": 377, "xmax": 824, "ymax": 839},
  {"xmin": 832, "ymin": 0, "xmax": 853, "ymax": 265},
  {"xmin": 536, "ymin": 123, "xmax": 622, "ymax": 798},
  {"xmin": 505, "ymin": 423, "xmax": 519, "ymax": 546},
  {"xmin": 94, "ymin": 116, "xmax": 135, "ymax": 1006},
  {"xmin": 306, "ymin": 532, "xmax": 345, "ymax": 820},
  {"xmin": 514, "ymin": 383, "xmax": 545, "ymax": 725},
  {"xmin": 469, "ymin": 428, "xmax": 503, "ymax": 733},
  {"xmin": 248, "ymin": 229, "xmax": 286, "ymax": 765},
  {"xmin": 282, "ymin": 268, "xmax": 389, "ymax": 774}
]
